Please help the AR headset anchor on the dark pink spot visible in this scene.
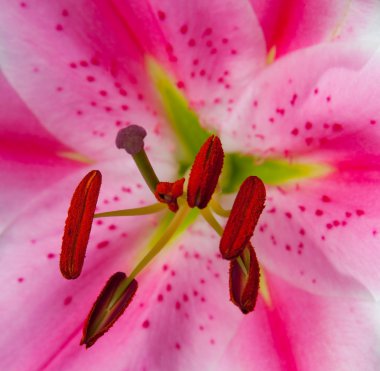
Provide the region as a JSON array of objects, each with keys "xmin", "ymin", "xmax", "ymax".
[
  {"xmin": 332, "ymin": 123, "xmax": 343, "ymax": 132},
  {"xmin": 157, "ymin": 294, "xmax": 164, "ymax": 302},
  {"xmin": 99, "ymin": 90, "xmax": 108, "ymax": 97},
  {"xmin": 166, "ymin": 284, "xmax": 172, "ymax": 292},
  {"xmin": 188, "ymin": 39, "xmax": 196, "ymax": 47},
  {"xmin": 86, "ymin": 76, "xmax": 95, "ymax": 82},
  {"xmin": 108, "ymin": 224, "xmax": 117, "ymax": 230},
  {"xmin": 56, "ymin": 24, "xmax": 63, "ymax": 31},
  {"xmin": 322, "ymin": 195, "xmax": 331, "ymax": 203},
  {"xmin": 356, "ymin": 209, "xmax": 365, "ymax": 216},
  {"xmin": 97, "ymin": 240, "xmax": 109, "ymax": 249},
  {"xmin": 315, "ymin": 209, "xmax": 324, "ymax": 216},
  {"xmin": 91, "ymin": 57, "xmax": 100, "ymax": 66},
  {"xmin": 202, "ymin": 28, "xmax": 212, "ymax": 37},
  {"xmin": 158, "ymin": 10, "xmax": 166, "ymax": 20},
  {"xmin": 18, "ymin": 277, "xmax": 24, "ymax": 283},
  {"xmin": 291, "ymin": 128, "xmax": 299, "ymax": 136},
  {"xmin": 62, "ymin": 9, "xmax": 69, "ymax": 17},
  {"xmin": 142, "ymin": 320, "xmax": 150, "ymax": 328},
  {"xmin": 305, "ymin": 137, "xmax": 313, "ymax": 146},
  {"xmin": 175, "ymin": 342, "xmax": 181, "ymax": 350},
  {"xmin": 305, "ymin": 121, "xmax": 313, "ymax": 130},
  {"xmin": 183, "ymin": 294, "xmax": 189, "ymax": 302},
  {"xmin": 180, "ymin": 24, "xmax": 188, "ymax": 34},
  {"xmin": 285, "ymin": 212, "xmax": 292, "ymax": 219},
  {"xmin": 47, "ymin": 253, "xmax": 55, "ymax": 259},
  {"xmin": 175, "ymin": 301, "xmax": 181, "ymax": 310},
  {"xmin": 80, "ymin": 60, "xmax": 89, "ymax": 67},
  {"xmin": 64, "ymin": 296, "xmax": 72, "ymax": 306}
]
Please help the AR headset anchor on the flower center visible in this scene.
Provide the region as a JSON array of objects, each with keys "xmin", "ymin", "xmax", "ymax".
[
  {"xmin": 59, "ymin": 59, "xmax": 333, "ymax": 348},
  {"xmin": 60, "ymin": 126, "xmax": 267, "ymax": 348}
]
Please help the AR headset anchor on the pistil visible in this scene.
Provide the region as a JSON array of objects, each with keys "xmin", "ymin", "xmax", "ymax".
[{"xmin": 116, "ymin": 125, "xmax": 159, "ymax": 193}]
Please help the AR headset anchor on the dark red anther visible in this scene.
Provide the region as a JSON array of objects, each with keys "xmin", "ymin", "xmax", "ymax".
[
  {"xmin": 230, "ymin": 243, "xmax": 260, "ymax": 314},
  {"xmin": 220, "ymin": 176, "xmax": 266, "ymax": 260},
  {"xmin": 187, "ymin": 135, "xmax": 224, "ymax": 209},
  {"xmin": 154, "ymin": 178, "xmax": 185, "ymax": 212},
  {"xmin": 81, "ymin": 272, "xmax": 138, "ymax": 348},
  {"xmin": 60, "ymin": 170, "xmax": 102, "ymax": 279}
]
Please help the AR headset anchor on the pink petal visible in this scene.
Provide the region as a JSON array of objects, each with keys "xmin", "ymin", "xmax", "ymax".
[
  {"xmin": 0, "ymin": 171, "xmax": 245, "ymax": 369},
  {"xmin": 255, "ymin": 141, "xmax": 380, "ymax": 298},
  {"xmin": 218, "ymin": 270, "xmax": 380, "ymax": 371},
  {"xmin": 222, "ymin": 43, "xmax": 380, "ymax": 156},
  {"xmin": 249, "ymin": 0, "xmax": 380, "ymax": 57},
  {"xmin": 110, "ymin": 0, "xmax": 266, "ymax": 129},
  {"xmin": 0, "ymin": 72, "xmax": 79, "ymax": 231},
  {"xmin": 0, "ymin": 159, "xmax": 171, "ymax": 369},
  {"xmin": 217, "ymin": 43, "xmax": 380, "ymax": 298},
  {"xmin": 0, "ymin": 2, "xmax": 167, "ymax": 161}
]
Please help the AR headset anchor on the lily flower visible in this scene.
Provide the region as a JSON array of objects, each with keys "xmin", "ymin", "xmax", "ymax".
[{"xmin": 1, "ymin": 0, "xmax": 380, "ymax": 369}]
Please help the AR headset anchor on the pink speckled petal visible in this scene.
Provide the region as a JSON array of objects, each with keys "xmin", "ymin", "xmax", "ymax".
[
  {"xmin": 217, "ymin": 270, "xmax": 380, "ymax": 371},
  {"xmin": 222, "ymin": 43, "xmax": 380, "ymax": 157},
  {"xmin": 212, "ymin": 43, "xmax": 380, "ymax": 298},
  {"xmin": 0, "ymin": 72, "xmax": 79, "ymax": 231},
  {"xmin": 0, "ymin": 1, "xmax": 167, "ymax": 161},
  {"xmin": 0, "ymin": 157, "xmax": 177, "ymax": 370},
  {"xmin": 110, "ymin": 0, "xmax": 266, "ymax": 130},
  {"xmin": 250, "ymin": 0, "xmax": 380, "ymax": 57},
  {"xmin": 255, "ymin": 140, "xmax": 380, "ymax": 299},
  {"xmin": 0, "ymin": 171, "xmax": 247, "ymax": 370}
]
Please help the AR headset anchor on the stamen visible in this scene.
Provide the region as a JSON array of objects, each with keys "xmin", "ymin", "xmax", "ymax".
[
  {"xmin": 94, "ymin": 203, "xmax": 166, "ymax": 218},
  {"xmin": 106, "ymin": 202, "xmax": 190, "ymax": 307},
  {"xmin": 116, "ymin": 125, "xmax": 159, "ymax": 193},
  {"xmin": 155, "ymin": 178, "xmax": 185, "ymax": 212},
  {"xmin": 209, "ymin": 198, "xmax": 231, "ymax": 217},
  {"xmin": 230, "ymin": 243, "xmax": 260, "ymax": 314},
  {"xmin": 219, "ymin": 176, "xmax": 266, "ymax": 260},
  {"xmin": 60, "ymin": 170, "xmax": 101, "ymax": 279},
  {"xmin": 81, "ymin": 272, "xmax": 138, "ymax": 348},
  {"xmin": 187, "ymin": 135, "xmax": 224, "ymax": 209},
  {"xmin": 200, "ymin": 207, "xmax": 247, "ymax": 276}
]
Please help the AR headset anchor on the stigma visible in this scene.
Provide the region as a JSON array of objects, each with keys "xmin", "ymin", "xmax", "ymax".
[{"xmin": 60, "ymin": 125, "xmax": 266, "ymax": 348}]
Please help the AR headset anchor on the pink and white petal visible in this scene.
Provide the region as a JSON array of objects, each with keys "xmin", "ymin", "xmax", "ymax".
[
  {"xmin": 249, "ymin": 0, "xmax": 380, "ymax": 57},
  {"xmin": 0, "ymin": 158, "xmax": 175, "ymax": 370},
  {"xmin": 0, "ymin": 72, "xmax": 79, "ymax": 231},
  {"xmin": 33, "ymin": 222, "xmax": 247, "ymax": 371},
  {"xmin": 1, "ymin": 177, "xmax": 245, "ymax": 371},
  {"xmin": 254, "ymin": 130, "xmax": 380, "ymax": 297},
  {"xmin": 110, "ymin": 0, "xmax": 266, "ymax": 129},
  {"xmin": 221, "ymin": 43, "xmax": 380, "ymax": 156},
  {"xmin": 217, "ymin": 270, "xmax": 380, "ymax": 371},
  {"xmin": 0, "ymin": 1, "xmax": 169, "ymax": 161}
]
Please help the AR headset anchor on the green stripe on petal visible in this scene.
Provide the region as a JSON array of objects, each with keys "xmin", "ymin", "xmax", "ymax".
[
  {"xmin": 147, "ymin": 57, "xmax": 210, "ymax": 168},
  {"xmin": 222, "ymin": 153, "xmax": 333, "ymax": 193}
]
